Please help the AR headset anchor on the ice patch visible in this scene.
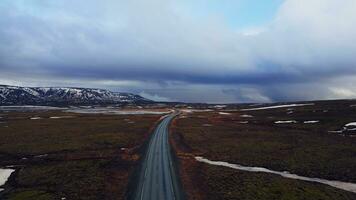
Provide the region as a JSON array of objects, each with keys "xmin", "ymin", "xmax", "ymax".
[
  {"xmin": 30, "ymin": 117, "xmax": 42, "ymax": 120},
  {"xmin": 241, "ymin": 103, "xmax": 314, "ymax": 111},
  {"xmin": 239, "ymin": 121, "xmax": 249, "ymax": 124},
  {"xmin": 275, "ymin": 120, "xmax": 297, "ymax": 124},
  {"xmin": 195, "ymin": 157, "xmax": 356, "ymax": 194}
]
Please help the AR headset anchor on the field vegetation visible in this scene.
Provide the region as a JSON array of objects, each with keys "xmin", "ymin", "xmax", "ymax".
[
  {"xmin": 172, "ymin": 100, "xmax": 356, "ymax": 200},
  {"xmin": 0, "ymin": 110, "xmax": 160, "ymax": 200}
]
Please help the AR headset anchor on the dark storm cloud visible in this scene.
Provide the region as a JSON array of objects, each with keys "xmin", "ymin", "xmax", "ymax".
[{"xmin": 1, "ymin": 0, "xmax": 356, "ymax": 103}]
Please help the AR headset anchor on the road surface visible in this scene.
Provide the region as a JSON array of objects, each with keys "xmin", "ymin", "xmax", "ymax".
[{"xmin": 134, "ymin": 113, "xmax": 183, "ymax": 200}]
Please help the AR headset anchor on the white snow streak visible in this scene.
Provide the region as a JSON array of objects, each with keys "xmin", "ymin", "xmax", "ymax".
[
  {"xmin": 304, "ymin": 120, "xmax": 320, "ymax": 124},
  {"xmin": 218, "ymin": 112, "xmax": 231, "ymax": 115},
  {"xmin": 241, "ymin": 103, "xmax": 314, "ymax": 111},
  {"xmin": 0, "ymin": 106, "xmax": 64, "ymax": 111},
  {"xmin": 66, "ymin": 108, "xmax": 170, "ymax": 115},
  {"xmin": 345, "ymin": 122, "xmax": 356, "ymax": 127},
  {"xmin": 195, "ymin": 157, "xmax": 356, "ymax": 194},
  {"xmin": 50, "ymin": 116, "xmax": 74, "ymax": 119},
  {"xmin": 275, "ymin": 120, "xmax": 297, "ymax": 124},
  {"xmin": 0, "ymin": 168, "xmax": 15, "ymax": 192},
  {"xmin": 240, "ymin": 114, "xmax": 253, "ymax": 118},
  {"xmin": 30, "ymin": 117, "xmax": 42, "ymax": 120}
]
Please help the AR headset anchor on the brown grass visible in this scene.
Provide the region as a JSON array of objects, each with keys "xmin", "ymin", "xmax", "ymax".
[
  {"xmin": 0, "ymin": 110, "xmax": 161, "ymax": 200},
  {"xmin": 172, "ymin": 101, "xmax": 356, "ymax": 200}
]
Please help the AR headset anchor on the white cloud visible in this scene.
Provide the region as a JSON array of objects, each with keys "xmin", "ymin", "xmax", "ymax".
[
  {"xmin": 329, "ymin": 87, "xmax": 356, "ymax": 98},
  {"xmin": 1, "ymin": 0, "xmax": 356, "ymax": 102},
  {"xmin": 256, "ymin": 0, "xmax": 356, "ymax": 69}
]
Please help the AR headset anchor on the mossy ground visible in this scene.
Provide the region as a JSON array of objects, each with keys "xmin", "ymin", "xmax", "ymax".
[
  {"xmin": 0, "ymin": 110, "xmax": 160, "ymax": 200},
  {"xmin": 172, "ymin": 100, "xmax": 356, "ymax": 199}
]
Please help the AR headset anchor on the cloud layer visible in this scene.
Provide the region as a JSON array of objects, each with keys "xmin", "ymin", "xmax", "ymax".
[{"xmin": 1, "ymin": 0, "xmax": 356, "ymax": 103}]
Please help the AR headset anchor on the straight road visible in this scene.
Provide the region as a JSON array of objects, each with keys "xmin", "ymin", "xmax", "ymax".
[{"xmin": 134, "ymin": 112, "xmax": 183, "ymax": 200}]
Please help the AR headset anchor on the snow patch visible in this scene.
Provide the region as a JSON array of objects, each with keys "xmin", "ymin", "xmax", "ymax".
[
  {"xmin": 304, "ymin": 120, "xmax": 319, "ymax": 124},
  {"xmin": 241, "ymin": 103, "xmax": 314, "ymax": 111},
  {"xmin": 328, "ymin": 130, "xmax": 344, "ymax": 134},
  {"xmin": 275, "ymin": 120, "xmax": 297, "ymax": 124},
  {"xmin": 49, "ymin": 116, "xmax": 74, "ymax": 119},
  {"xmin": 0, "ymin": 168, "xmax": 15, "ymax": 191},
  {"xmin": 180, "ymin": 109, "xmax": 213, "ymax": 113},
  {"xmin": 345, "ymin": 122, "xmax": 356, "ymax": 127},
  {"xmin": 214, "ymin": 105, "xmax": 227, "ymax": 109},
  {"xmin": 30, "ymin": 117, "xmax": 42, "ymax": 120},
  {"xmin": 34, "ymin": 154, "xmax": 48, "ymax": 158},
  {"xmin": 178, "ymin": 116, "xmax": 188, "ymax": 119},
  {"xmin": 66, "ymin": 108, "xmax": 170, "ymax": 115},
  {"xmin": 240, "ymin": 114, "xmax": 253, "ymax": 118},
  {"xmin": 0, "ymin": 106, "xmax": 64, "ymax": 111},
  {"xmin": 329, "ymin": 122, "xmax": 356, "ymax": 135},
  {"xmin": 218, "ymin": 112, "xmax": 231, "ymax": 115},
  {"xmin": 195, "ymin": 156, "xmax": 356, "ymax": 194}
]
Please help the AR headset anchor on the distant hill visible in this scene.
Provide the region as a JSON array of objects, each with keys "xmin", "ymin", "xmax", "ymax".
[{"xmin": 0, "ymin": 85, "xmax": 152, "ymax": 106}]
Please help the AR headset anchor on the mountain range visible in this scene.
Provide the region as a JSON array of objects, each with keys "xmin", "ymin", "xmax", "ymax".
[{"xmin": 0, "ymin": 85, "xmax": 152, "ymax": 106}]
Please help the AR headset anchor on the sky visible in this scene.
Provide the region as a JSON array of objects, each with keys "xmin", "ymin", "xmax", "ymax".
[{"xmin": 1, "ymin": 0, "xmax": 356, "ymax": 103}]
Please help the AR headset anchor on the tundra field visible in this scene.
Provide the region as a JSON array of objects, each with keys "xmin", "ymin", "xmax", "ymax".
[
  {"xmin": 1, "ymin": 100, "xmax": 356, "ymax": 200},
  {"xmin": 171, "ymin": 100, "xmax": 356, "ymax": 200},
  {"xmin": 0, "ymin": 109, "xmax": 162, "ymax": 200}
]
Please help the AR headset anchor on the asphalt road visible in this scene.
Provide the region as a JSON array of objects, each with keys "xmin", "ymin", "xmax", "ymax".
[{"xmin": 134, "ymin": 113, "xmax": 182, "ymax": 200}]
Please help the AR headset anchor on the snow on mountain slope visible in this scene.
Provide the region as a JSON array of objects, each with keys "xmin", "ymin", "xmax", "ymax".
[{"xmin": 0, "ymin": 85, "xmax": 152, "ymax": 105}]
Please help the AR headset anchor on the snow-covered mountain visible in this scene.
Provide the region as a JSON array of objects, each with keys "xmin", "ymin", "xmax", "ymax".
[{"xmin": 0, "ymin": 85, "xmax": 152, "ymax": 105}]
